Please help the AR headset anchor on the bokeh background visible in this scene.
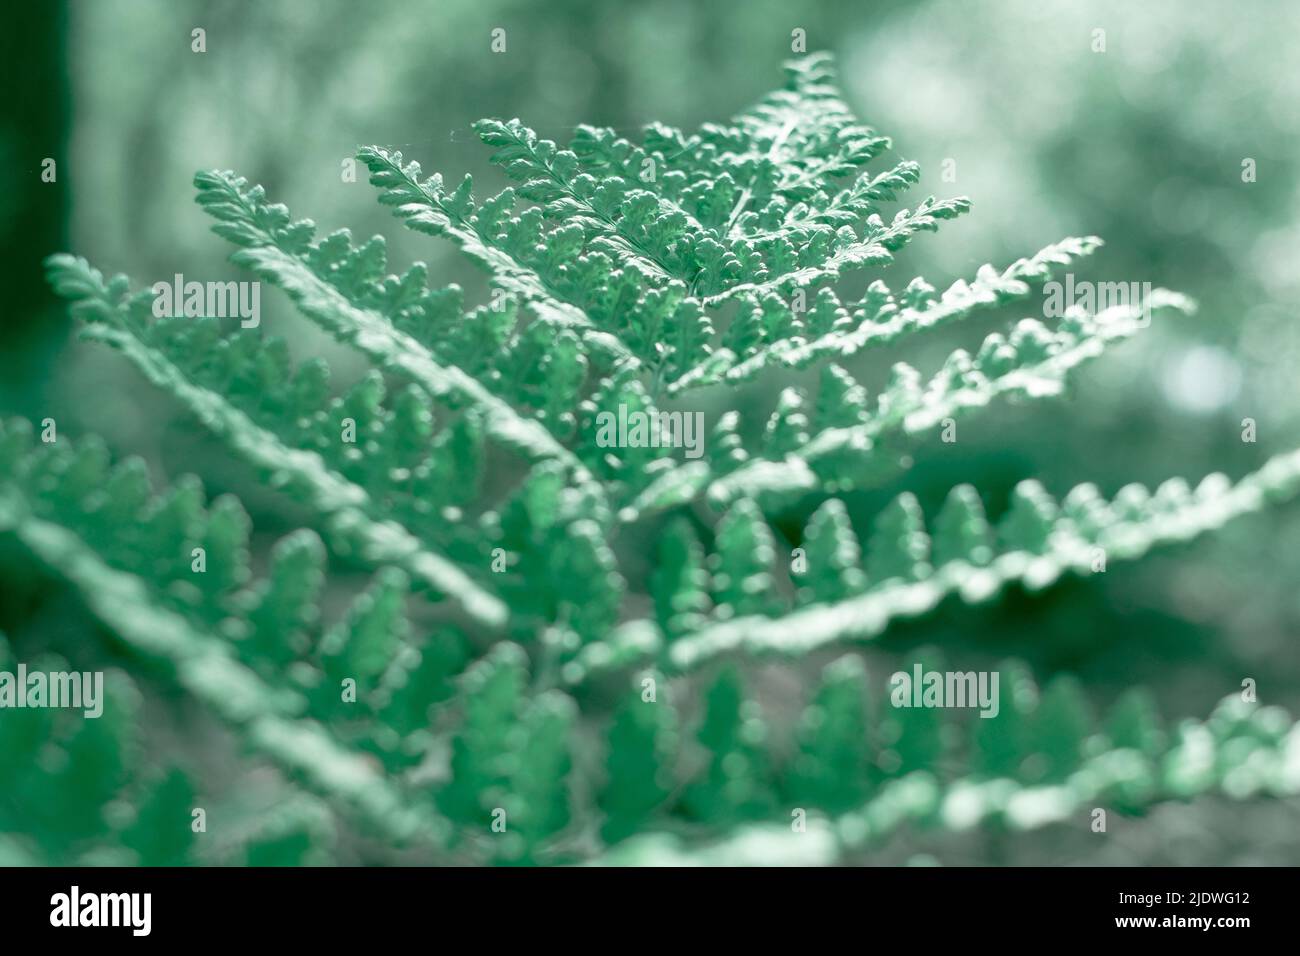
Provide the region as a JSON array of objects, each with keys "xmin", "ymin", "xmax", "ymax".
[{"xmin": 3, "ymin": 0, "xmax": 1300, "ymax": 864}]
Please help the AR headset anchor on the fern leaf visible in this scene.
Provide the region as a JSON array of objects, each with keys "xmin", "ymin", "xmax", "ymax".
[
  {"xmin": 599, "ymin": 674, "xmax": 679, "ymax": 844},
  {"xmin": 667, "ymin": 293, "xmax": 1192, "ymax": 515},
  {"xmin": 29, "ymin": 50, "xmax": 1300, "ymax": 867},
  {"xmin": 623, "ymin": 446, "xmax": 1300, "ymax": 675},
  {"xmin": 45, "ymin": 254, "xmax": 509, "ymax": 632},
  {"xmin": 592, "ymin": 687, "xmax": 1300, "ymax": 865},
  {"xmin": 785, "ymin": 655, "xmax": 872, "ymax": 812},
  {"xmin": 192, "ymin": 170, "xmax": 594, "ymax": 471},
  {"xmin": 0, "ymin": 422, "xmax": 449, "ymax": 848},
  {"xmin": 680, "ymin": 668, "xmax": 773, "ymax": 823},
  {"xmin": 664, "ymin": 236, "xmax": 1105, "ymax": 393}
]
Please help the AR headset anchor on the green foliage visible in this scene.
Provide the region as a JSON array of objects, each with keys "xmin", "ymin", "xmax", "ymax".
[
  {"xmin": 796, "ymin": 499, "xmax": 866, "ymax": 605},
  {"xmin": 786, "ymin": 656, "xmax": 872, "ymax": 812},
  {"xmin": 652, "ymin": 519, "xmax": 712, "ymax": 638},
  {"xmin": 594, "ymin": 688, "xmax": 1300, "ymax": 866},
  {"xmin": 709, "ymin": 498, "xmax": 782, "ymax": 619},
  {"xmin": 681, "ymin": 668, "xmax": 773, "ymax": 823},
  {"xmin": 9, "ymin": 53, "xmax": 1300, "ymax": 865},
  {"xmin": 599, "ymin": 675, "xmax": 678, "ymax": 844}
]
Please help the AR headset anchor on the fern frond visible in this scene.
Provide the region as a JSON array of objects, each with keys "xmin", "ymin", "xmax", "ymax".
[
  {"xmin": 664, "ymin": 235, "xmax": 1107, "ymax": 393},
  {"xmin": 704, "ymin": 194, "xmax": 972, "ymax": 306},
  {"xmin": 192, "ymin": 170, "xmax": 596, "ymax": 472},
  {"xmin": 593, "ymin": 691, "xmax": 1300, "ymax": 865},
  {"xmin": 0, "ymin": 633, "xmax": 199, "ymax": 865},
  {"xmin": 0, "ymin": 420, "xmax": 451, "ymax": 847},
  {"xmin": 667, "ymin": 449, "xmax": 1300, "ymax": 671},
  {"xmin": 621, "ymin": 293, "xmax": 1190, "ymax": 521},
  {"xmin": 567, "ymin": 446, "xmax": 1300, "ymax": 684},
  {"xmin": 476, "ymin": 117, "xmax": 686, "ymax": 285},
  {"xmin": 356, "ymin": 145, "xmax": 637, "ymax": 368},
  {"xmin": 362, "ymin": 52, "xmax": 972, "ymax": 374},
  {"xmin": 45, "ymin": 254, "xmax": 509, "ymax": 632},
  {"xmin": 31, "ymin": 51, "xmax": 1298, "ymax": 866}
]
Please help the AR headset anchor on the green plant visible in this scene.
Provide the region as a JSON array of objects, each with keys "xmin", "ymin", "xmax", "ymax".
[{"xmin": 5, "ymin": 52, "xmax": 1300, "ymax": 865}]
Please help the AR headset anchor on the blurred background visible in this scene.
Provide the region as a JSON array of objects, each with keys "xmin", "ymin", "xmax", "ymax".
[{"xmin": 3, "ymin": 0, "xmax": 1299, "ymax": 863}]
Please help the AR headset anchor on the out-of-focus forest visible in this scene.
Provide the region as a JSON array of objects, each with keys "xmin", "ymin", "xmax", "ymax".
[{"xmin": 2, "ymin": 0, "xmax": 1299, "ymax": 864}]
